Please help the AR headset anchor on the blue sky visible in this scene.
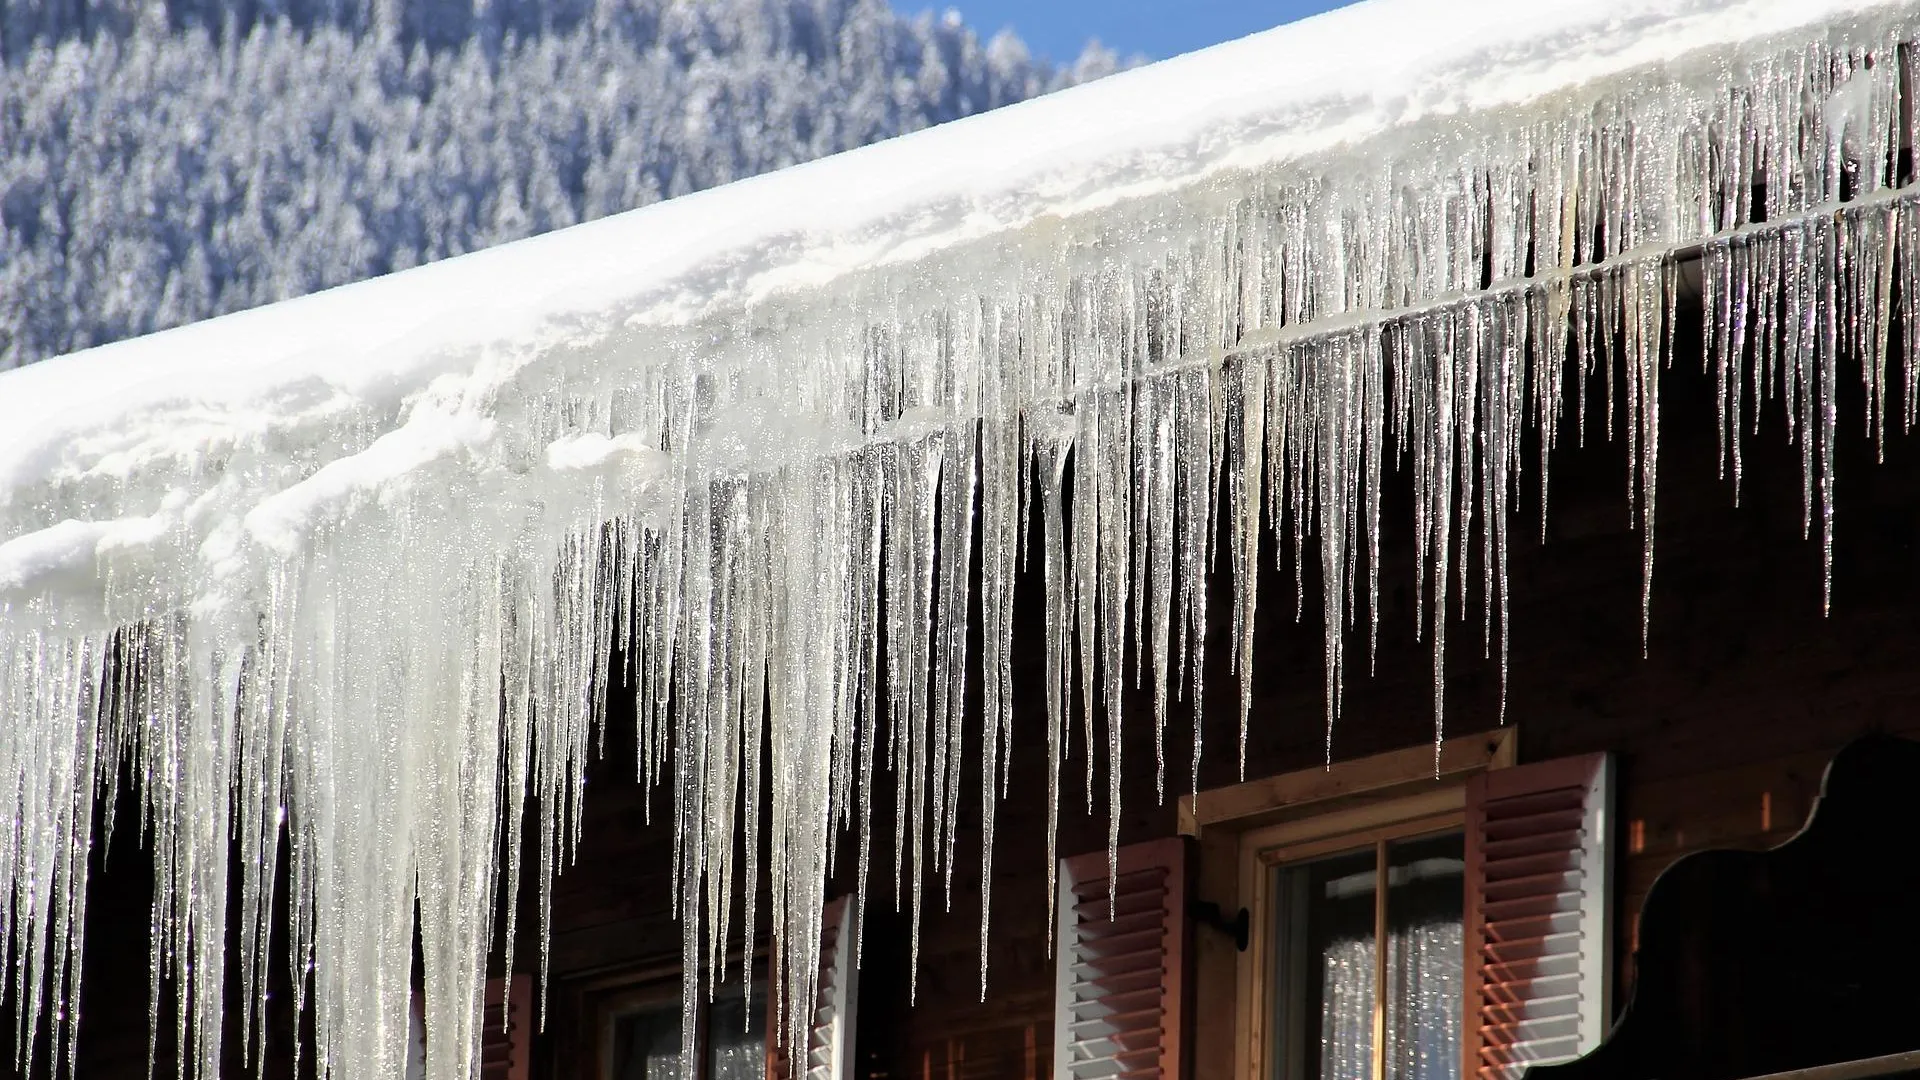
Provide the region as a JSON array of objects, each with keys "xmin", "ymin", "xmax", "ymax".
[{"xmin": 913, "ymin": 1, "xmax": 1353, "ymax": 64}]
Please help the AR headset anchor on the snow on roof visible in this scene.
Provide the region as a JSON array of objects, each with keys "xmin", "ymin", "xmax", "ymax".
[
  {"xmin": 3, "ymin": 1, "xmax": 1919, "ymax": 1078},
  {"xmin": 0, "ymin": 0, "xmax": 1900, "ymax": 552}
]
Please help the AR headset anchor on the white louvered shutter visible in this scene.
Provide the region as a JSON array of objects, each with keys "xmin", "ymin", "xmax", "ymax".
[
  {"xmin": 768, "ymin": 894, "xmax": 859, "ymax": 1080},
  {"xmin": 479, "ymin": 976, "xmax": 532, "ymax": 1080},
  {"xmin": 1053, "ymin": 837, "xmax": 1191, "ymax": 1080},
  {"xmin": 1465, "ymin": 754, "xmax": 1614, "ymax": 1080}
]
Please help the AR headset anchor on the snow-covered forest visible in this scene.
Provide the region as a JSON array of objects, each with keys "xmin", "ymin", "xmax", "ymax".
[{"xmin": 0, "ymin": 0, "xmax": 1116, "ymax": 368}]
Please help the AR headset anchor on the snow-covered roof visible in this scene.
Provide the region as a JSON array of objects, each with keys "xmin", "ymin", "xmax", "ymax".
[
  {"xmin": 3, "ymin": 0, "xmax": 1918, "ymax": 1077},
  {"xmin": 0, "ymin": 0, "xmax": 1900, "ymax": 537}
]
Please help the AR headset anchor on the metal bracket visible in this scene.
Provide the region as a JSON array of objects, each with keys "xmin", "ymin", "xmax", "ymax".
[{"xmin": 1192, "ymin": 899, "xmax": 1250, "ymax": 952}]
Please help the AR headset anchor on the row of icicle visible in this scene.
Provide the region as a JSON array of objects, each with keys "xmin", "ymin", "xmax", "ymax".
[{"xmin": 1, "ymin": 16, "xmax": 1919, "ymax": 1080}]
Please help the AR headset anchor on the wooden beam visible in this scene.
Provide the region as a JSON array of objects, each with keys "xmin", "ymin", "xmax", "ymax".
[
  {"xmin": 1248, "ymin": 806, "xmax": 1464, "ymax": 869},
  {"xmin": 1179, "ymin": 728, "xmax": 1515, "ymax": 837}
]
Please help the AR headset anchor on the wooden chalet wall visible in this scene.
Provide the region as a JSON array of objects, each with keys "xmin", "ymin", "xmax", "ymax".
[{"xmin": 8, "ymin": 286, "xmax": 1920, "ymax": 1079}]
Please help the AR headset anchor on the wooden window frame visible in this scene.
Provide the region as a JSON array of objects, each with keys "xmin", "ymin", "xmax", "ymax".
[
  {"xmin": 1178, "ymin": 728, "xmax": 1516, "ymax": 1080},
  {"xmin": 1243, "ymin": 794, "xmax": 1463, "ymax": 1080}
]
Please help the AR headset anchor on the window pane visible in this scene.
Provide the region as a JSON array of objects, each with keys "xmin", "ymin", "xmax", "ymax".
[
  {"xmin": 1272, "ymin": 847, "xmax": 1378, "ymax": 1080},
  {"xmin": 608, "ymin": 1000, "xmax": 681, "ymax": 1080},
  {"xmin": 706, "ymin": 979, "xmax": 767, "ymax": 1080},
  {"xmin": 1385, "ymin": 833, "xmax": 1465, "ymax": 1080},
  {"xmin": 605, "ymin": 979, "xmax": 767, "ymax": 1080}
]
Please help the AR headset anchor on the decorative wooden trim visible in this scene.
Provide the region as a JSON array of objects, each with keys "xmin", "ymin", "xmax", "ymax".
[
  {"xmin": 1243, "ymin": 792, "xmax": 1466, "ymax": 864},
  {"xmin": 1740, "ymin": 1052, "xmax": 1920, "ymax": 1080},
  {"xmin": 1180, "ymin": 728, "xmax": 1516, "ymax": 837},
  {"xmin": 1525, "ymin": 735, "xmax": 1920, "ymax": 1080}
]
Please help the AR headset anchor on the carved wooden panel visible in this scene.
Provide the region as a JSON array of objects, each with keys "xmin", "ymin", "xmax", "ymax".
[{"xmin": 1530, "ymin": 735, "xmax": 1920, "ymax": 1080}]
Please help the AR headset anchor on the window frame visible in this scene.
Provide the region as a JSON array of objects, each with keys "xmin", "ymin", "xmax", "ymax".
[
  {"xmin": 575, "ymin": 956, "xmax": 770, "ymax": 1080},
  {"xmin": 1246, "ymin": 793, "xmax": 1465, "ymax": 1080},
  {"xmin": 1177, "ymin": 728, "xmax": 1516, "ymax": 1080}
]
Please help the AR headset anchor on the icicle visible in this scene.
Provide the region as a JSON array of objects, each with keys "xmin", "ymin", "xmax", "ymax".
[
  {"xmin": 1033, "ymin": 420, "xmax": 1074, "ymax": 952},
  {"xmin": 1176, "ymin": 363, "xmax": 1214, "ymax": 801},
  {"xmin": 975, "ymin": 396, "xmax": 1020, "ymax": 994},
  {"xmin": 1629, "ymin": 258, "xmax": 1669, "ymax": 651},
  {"xmin": 1144, "ymin": 370, "xmax": 1175, "ymax": 806},
  {"xmin": 894, "ymin": 428, "xmax": 942, "ymax": 999},
  {"xmin": 931, "ymin": 416, "xmax": 976, "ymax": 906},
  {"xmin": 1816, "ymin": 213, "xmax": 1839, "ymax": 614},
  {"xmin": 1903, "ymin": 203, "xmax": 1920, "ymax": 433},
  {"xmin": 1429, "ymin": 312, "xmax": 1457, "ymax": 760},
  {"xmin": 1224, "ymin": 349, "xmax": 1266, "ymax": 780},
  {"xmin": 850, "ymin": 445, "xmax": 881, "ymax": 973}
]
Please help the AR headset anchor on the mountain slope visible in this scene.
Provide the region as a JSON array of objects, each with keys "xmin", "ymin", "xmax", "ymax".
[{"xmin": 0, "ymin": 0, "xmax": 1114, "ymax": 367}]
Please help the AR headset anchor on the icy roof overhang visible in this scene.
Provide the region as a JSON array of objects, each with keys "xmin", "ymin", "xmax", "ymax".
[
  {"xmin": 0, "ymin": 0, "xmax": 1904, "ymax": 541},
  {"xmin": 3, "ymin": 1, "xmax": 1919, "ymax": 1078}
]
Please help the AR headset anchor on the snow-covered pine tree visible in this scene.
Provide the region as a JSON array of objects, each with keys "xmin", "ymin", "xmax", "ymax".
[{"xmin": 0, "ymin": 0, "xmax": 1124, "ymax": 368}]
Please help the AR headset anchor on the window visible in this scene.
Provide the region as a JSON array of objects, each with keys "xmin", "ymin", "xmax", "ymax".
[
  {"xmin": 1058, "ymin": 732, "xmax": 1612, "ymax": 1080},
  {"xmin": 1265, "ymin": 823, "xmax": 1465, "ymax": 1080},
  {"xmin": 1175, "ymin": 722, "xmax": 1612, "ymax": 1076},
  {"xmin": 572, "ymin": 895, "xmax": 859, "ymax": 1080},
  {"xmin": 599, "ymin": 976, "xmax": 767, "ymax": 1080},
  {"xmin": 1180, "ymin": 731, "xmax": 1614, "ymax": 1080},
  {"xmin": 1198, "ymin": 734, "xmax": 1508, "ymax": 1080}
]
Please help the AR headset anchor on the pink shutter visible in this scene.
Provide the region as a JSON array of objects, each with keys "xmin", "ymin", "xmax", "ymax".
[
  {"xmin": 1053, "ymin": 837, "xmax": 1191, "ymax": 1080},
  {"xmin": 479, "ymin": 976, "xmax": 532, "ymax": 1080},
  {"xmin": 1465, "ymin": 754, "xmax": 1614, "ymax": 1080}
]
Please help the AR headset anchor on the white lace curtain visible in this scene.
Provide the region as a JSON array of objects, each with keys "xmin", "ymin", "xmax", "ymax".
[{"xmin": 1317, "ymin": 915, "xmax": 1463, "ymax": 1080}]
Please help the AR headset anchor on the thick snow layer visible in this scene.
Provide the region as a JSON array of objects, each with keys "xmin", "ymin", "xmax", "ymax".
[
  {"xmin": 3, "ymin": 1, "xmax": 1920, "ymax": 1078},
  {"xmin": 0, "ymin": 0, "xmax": 1902, "ymax": 506}
]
